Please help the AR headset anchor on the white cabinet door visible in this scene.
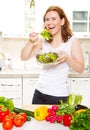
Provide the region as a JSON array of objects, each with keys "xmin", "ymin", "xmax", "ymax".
[
  {"xmin": 0, "ymin": 78, "xmax": 22, "ymax": 107},
  {"xmin": 2, "ymin": 0, "xmax": 36, "ymax": 38},
  {"xmin": 2, "ymin": 0, "xmax": 25, "ymax": 38},
  {"xmin": 71, "ymin": 10, "xmax": 90, "ymax": 38},
  {"xmin": 69, "ymin": 78, "xmax": 90, "ymax": 107},
  {"xmin": 23, "ymin": 78, "xmax": 37, "ymax": 105}
]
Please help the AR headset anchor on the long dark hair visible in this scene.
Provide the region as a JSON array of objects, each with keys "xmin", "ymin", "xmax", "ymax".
[{"xmin": 43, "ymin": 6, "xmax": 72, "ymax": 42}]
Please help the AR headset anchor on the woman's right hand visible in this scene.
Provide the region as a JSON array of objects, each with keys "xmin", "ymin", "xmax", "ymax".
[{"xmin": 29, "ymin": 32, "xmax": 39, "ymax": 44}]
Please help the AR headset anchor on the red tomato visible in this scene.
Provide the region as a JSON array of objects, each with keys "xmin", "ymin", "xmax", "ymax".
[
  {"xmin": 3, "ymin": 115, "xmax": 12, "ymax": 122},
  {"xmin": 8, "ymin": 112, "xmax": 17, "ymax": 121},
  {"xmin": 2, "ymin": 118, "xmax": 13, "ymax": 130},
  {"xmin": 13, "ymin": 114, "xmax": 24, "ymax": 127},
  {"xmin": 19, "ymin": 112, "xmax": 27, "ymax": 122},
  {"xmin": 9, "ymin": 112, "xmax": 16, "ymax": 117},
  {"xmin": 63, "ymin": 114, "xmax": 72, "ymax": 126}
]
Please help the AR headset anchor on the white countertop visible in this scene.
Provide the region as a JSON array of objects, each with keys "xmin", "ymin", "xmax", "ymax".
[{"xmin": 0, "ymin": 118, "xmax": 70, "ymax": 130}]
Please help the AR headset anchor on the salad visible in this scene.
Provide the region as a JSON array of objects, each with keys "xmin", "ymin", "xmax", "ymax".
[{"xmin": 36, "ymin": 52, "xmax": 59, "ymax": 64}]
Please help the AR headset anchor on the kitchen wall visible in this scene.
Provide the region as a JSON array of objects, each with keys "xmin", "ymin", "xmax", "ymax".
[
  {"xmin": 0, "ymin": 32, "xmax": 42, "ymax": 71},
  {"xmin": 0, "ymin": 31, "xmax": 90, "ymax": 71}
]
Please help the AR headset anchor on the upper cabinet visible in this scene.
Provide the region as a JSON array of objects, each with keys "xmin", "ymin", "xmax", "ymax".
[
  {"xmin": 2, "ymin": 0, "xmax": 25, "ymax": 38},
  {"xmin": 71, "ymin": 10, "xmax": 90, "ymax": 38},
  {"xmin": 2, "ymin": 0, "xmax": 36, "ymax": 38}
]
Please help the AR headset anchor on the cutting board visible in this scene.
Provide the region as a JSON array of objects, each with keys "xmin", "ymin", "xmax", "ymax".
[{"xmin": 0, "ymin": 118, "xmax": 70, "ymax": 130}]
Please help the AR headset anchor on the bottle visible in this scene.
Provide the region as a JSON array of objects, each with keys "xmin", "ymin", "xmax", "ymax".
[{"xmin": 29, "ymin": 0, "xmax": 35, "ymax": 15}]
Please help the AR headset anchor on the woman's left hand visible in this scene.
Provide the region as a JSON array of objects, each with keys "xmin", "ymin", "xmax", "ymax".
[{"xmin": 55, "ymin": 51, "xmax": 68, "ymax": 65}]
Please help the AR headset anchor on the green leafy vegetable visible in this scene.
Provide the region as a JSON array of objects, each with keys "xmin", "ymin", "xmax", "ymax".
[
  {"xmin": 56, "ymin": 94, "xmax": 83, "ymax": 116},
  {"xmin": 36, "ymin": 52, "xmax": 59, "ymax": 63},
  {"xmin": 67, "ymin": 93, "xmax": 82, "ymax": 106},
  {"xmin": 70, "ymin": 109, "xmax": 90, "ymax": 130},
  {"xmin": 56, "ymin": 101, "xmax": 75, "ymax": 116},
  {"xmin": 40, "ymin": 29, "xmax": 53, "ymax": 41},
  {"xmin": 0, "ymin": 96, "xmax": 14, "ymax": 111}
]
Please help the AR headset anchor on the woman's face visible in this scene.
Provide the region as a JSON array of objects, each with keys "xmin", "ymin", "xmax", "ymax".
[{"xmin": 44, "ymin": 11, "xmax": 64, "ymax": 36}]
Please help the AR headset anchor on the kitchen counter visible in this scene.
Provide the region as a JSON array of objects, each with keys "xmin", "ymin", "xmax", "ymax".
[
  {"xmin": 0, "ymin": 69, "xmax": 90, "ymax": 78},
  {"xmin": 0, "ymin": 105, "xmax": 69, "ymax": 130},
  {"xmin": 0, "ymin": 69, "xmax": 40, "ymax": 78},
  {"xmin": 68, "ymin": 71, "xmax": 90, "ymax": 78}
]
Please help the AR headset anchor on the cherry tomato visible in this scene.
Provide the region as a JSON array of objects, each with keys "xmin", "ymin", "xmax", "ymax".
[
  {"xmin": 13, "ymin": 114, "xmax": 24, "ymax": 127},
  {"xmin": 2, "ymin": 118, "xmax": 13, "ymax": 130},
  {"xmin": 63, "ymin": 114, "xmax": 72, "ymax": 126}
]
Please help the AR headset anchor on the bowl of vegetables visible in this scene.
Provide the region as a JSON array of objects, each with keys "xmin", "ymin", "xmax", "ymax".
[{"xmin": 36, "ymin": 52, "xmax": 59, "ymax": 66}]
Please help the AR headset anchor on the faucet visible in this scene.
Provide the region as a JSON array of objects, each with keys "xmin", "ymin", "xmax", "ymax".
[{"xmin": 86, "ymin": 51, "xmax": 90, "ymax": 72}]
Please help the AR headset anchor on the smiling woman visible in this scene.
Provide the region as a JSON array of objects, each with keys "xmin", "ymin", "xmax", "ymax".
[{"xmin": 21, "ymin": 5, "xmax": 84, "ymax": 105}]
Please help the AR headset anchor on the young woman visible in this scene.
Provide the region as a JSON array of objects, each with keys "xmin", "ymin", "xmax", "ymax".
[{"xmin": 21, "ymin": 6, "xmax": 84, "ymax": 104}]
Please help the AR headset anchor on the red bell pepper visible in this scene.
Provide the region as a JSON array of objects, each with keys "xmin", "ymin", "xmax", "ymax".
[
  {"xmin": 0, "ymin": 106, "xmax": 9, "ymax": 122},
  {"xmin": 63, "ymin": 114, "xmax": 72, "ymax": 126}
]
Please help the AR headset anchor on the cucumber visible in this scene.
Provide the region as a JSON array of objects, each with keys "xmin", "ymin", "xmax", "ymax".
[{"xmin": 13, "ymin": 107, "xmax": 34, "ymax": 117}]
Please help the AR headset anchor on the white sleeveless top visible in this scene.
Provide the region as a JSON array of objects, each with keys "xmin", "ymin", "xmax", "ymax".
[{"xmin": 35, "ymin": 36, "xmax": 75, "ymax": 96}]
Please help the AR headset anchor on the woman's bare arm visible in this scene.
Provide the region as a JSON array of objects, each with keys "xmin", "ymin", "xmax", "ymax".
[
  {"xmin": 21, "ymin": 33, "xmax": 42, "ymax": 60},
  {"xmin": 56, "ymin": 38, "xmax": 85, "ymax": 73}
]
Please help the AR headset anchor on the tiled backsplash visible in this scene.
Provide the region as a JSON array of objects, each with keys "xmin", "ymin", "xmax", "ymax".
[{"xmin": 0, "ymin": 33, "xmax": 90, "ymax": 71}]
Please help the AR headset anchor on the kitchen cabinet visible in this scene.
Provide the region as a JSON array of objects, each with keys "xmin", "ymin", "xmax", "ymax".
[
  {"xmin": 2, "ymin": 0, "xmax": 25, "ymax": 38},
  {"xmin": 23, "ymin": 77, "xmax": 37, "ymax": 105},
  {"xmin": 0, "ymin": 78, "xmax": 23, "ymax": 107},
  {"xmin": 2, "ymin": 0, "xmax": 36, "ymax": 38},
  {"xmin": 69, "ymin": 78, "xmax": 90, "ymax": 107},
  {"xmin": 71, "ymin": 10, "xmax": 90, "ymax": 38}
]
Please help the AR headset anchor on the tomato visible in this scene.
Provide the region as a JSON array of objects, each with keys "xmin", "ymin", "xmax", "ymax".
[
  {"xmin": 9, "ymin": 112, "xmax": 16, "ymax": 117},
  {"xmin": 8, "ymin": 112, "xmax": 17, "ymax": 121},
  {"xmin": 13, "ymin": 114, "xmax": 24, "ymax": 127},
  {"xmin": 0, "ymin": 106, "xmax": 9, "ymax": 122},
  {"xmin": 19, "ymin": 112, "xmax": 27, "ymax": 122},
  {"xmin": 63, "ymin": 114, "xmax": 72, "ymax": 126},
  {"xmin": 3, "ymin": 115, "xmax": 12, "ymax": 122},
  {"xmin": 2, "ymin": 118, "xmax": 13, "ymax": 130}
]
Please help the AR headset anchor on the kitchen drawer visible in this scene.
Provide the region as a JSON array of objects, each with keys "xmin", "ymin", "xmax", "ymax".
[{"xmin": 0, "ymin": 78, "xmax": 23, "ymax": 107}]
